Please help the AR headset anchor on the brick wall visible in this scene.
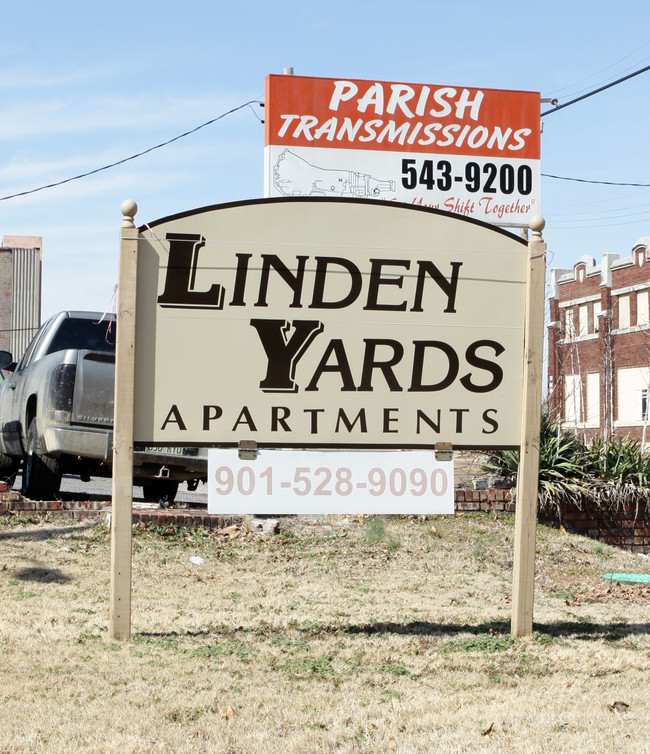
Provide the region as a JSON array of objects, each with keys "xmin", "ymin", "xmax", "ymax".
[
  {"xmin": 454, "ymin": 488, "xmax": 649, "ymax": 552},
  {"xmin": 2, "ymin": 481, "xmax": 647, "ymax": 553},
  {"xmin": 546, "ymin": 497, "xmax": 650, "ymax": 552}
]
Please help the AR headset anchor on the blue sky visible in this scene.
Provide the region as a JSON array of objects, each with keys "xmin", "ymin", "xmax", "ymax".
[{"xmin": 2, "ymin": 0, "xmax": 650, "ymax": 320}]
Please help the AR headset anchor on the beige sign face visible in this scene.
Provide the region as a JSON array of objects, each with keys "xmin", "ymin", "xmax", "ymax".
[{"xmin": 133, "ymin": 198, "xmax": 527, "ymax": 448}]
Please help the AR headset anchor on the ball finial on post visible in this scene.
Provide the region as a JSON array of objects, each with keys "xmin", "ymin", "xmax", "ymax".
[
  {"xmin": 121, "ymin": 199, "xmax": 138, "ymax": 228},
  {"xmin": 529, "ymin": 214, "xmax": 545, "ymax": 242}
]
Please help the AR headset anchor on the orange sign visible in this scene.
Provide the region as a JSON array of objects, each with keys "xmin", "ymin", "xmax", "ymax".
[
  {"xmin": 265, "ymin": 75, "xmax": 540, "ymax": 159},
  {"xmin": 264, "ymin": 74, "xmax": 541, "ymax": 227}
]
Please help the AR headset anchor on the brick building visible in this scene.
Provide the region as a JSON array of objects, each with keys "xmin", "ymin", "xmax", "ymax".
[
  {"xmin": 548, "ymin": 237, "xmax": 650, "ymax": 443},
  {"xmin": 0, "ymin": 236, "xmax": 42, "ymax": 359}
]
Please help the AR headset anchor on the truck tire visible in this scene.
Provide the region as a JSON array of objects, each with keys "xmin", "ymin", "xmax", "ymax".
[
  {"xmin": 22, "ymin": 420, "xmax": 62, "ymax": 500},
  {"xmin": 0, "ymin": 452, "xmax": 19, "ymax": 488},
  {"xmin": 142, "ymin": 479, "xmax": 179, "ymax": 507}
]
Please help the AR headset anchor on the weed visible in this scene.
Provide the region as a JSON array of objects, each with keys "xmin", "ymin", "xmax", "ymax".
[
  {"xmin": 441, "ymin": 634, "xmax": 514, "ymax": 655},
  {"xmin": 14, "ymin": 591, "xmax": 37, "ymax": 601},
  {"xmin": 386, "ymin": 536, "xmax": 401, "ymax": 553},
  {"xmin": 168, "ymin": 707, "xmax": 204, "ymax": 725},
  {"xmin": 381, "ymin": 688, "xmax": 402, "ymax": 701},
  {"xmin": 132, "ymin": 634, "xmax": 179, "ymax": 651},
  {"xmin": 281, "ymin": 655, "xmax": 338, "ymax": 679},
  {"xmin": 190, "ymin": 638, "xmax": 257, "ymax": 661},
  {"xmin": 77, "ymin": 632, "xmax": 102, "ymax": 645},
  {"xmin": 533, "ymin": 632, "xmax": 556, "ymax": 646},
  {"xmin": 378, "ymin": 663, "xmax": 414, "ymax": 678},
  {"xmin": 554, "ymin": 588, "xmax": 577, "ymax": 602},
  {"xmin": 365, "ymin": 516, "xmax": 388, "ymax": 545},
  {"xmin": 365, "ymin": 516, "xmax": 401, "ymax": 551},
  {"xmin": 473, "ymin": 541, "xmax": 486, "ymax": 560},
  {"xmin": 102, "ymin": 643, "xmax": 121, "ymax": 652}
]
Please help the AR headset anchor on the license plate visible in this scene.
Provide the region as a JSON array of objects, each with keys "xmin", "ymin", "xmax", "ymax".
[{"xmin": 142, "ymin": 446, "xmax": 186, "ymax": 455}]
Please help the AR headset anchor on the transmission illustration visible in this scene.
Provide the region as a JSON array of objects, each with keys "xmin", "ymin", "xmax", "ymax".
[{"xmin": 273, "ymin": 149, "xmax": 395, "ymax": 198}]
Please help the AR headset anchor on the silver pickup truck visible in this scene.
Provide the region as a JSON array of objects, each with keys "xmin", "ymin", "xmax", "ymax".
[{"xmin": 0, "ymin": 311, "xmax": 206, "ymax": 502}]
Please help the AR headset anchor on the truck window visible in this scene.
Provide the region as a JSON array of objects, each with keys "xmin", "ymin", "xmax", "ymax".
[
  {"xmin": 46, "ymin": 319, "xmax": 116, "ymax": 356},
  {"xmin": 15, "ymin": 319, "xmax": 54, "ymax": 371}
]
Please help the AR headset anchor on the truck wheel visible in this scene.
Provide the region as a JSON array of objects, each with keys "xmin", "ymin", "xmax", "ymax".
[
  {"xmin": 22, "ymin": 420, "xmax": 62, "ymax": 500},
  {"xmin": 142, "ymin": 480, "xmax": 179, "ymax": 507},
  {"xmin": 0, "ymin": 452, "xmax": 19, "ymax": 488}
]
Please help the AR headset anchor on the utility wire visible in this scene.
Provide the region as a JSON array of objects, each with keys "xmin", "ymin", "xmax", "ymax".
[
  {"xmin": 0, "ymin": 99, "xmax": 262, "ymax": 202},
  {"xmin": 542, "ymin": 63, "xmax": 650, "ymax": 116},
  {"xmin": 544, "ymin": 40, "xmax": 650, "ymax": 99},
  {"xmin": 542, "ymin": 173, "xmax": 650, "ymax": 187},
  {"xmin": 2, "ymin": 68, "xmax": 650, "ymax": 202}
]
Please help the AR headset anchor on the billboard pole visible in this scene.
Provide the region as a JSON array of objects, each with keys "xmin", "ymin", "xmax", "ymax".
[
  {"xmin": 109, "ymin": 199, "xmax": 139, "ymax": 641},
  {"xmin": 511, "ymin": 215, "xmax": 546, "ymax": 637}
]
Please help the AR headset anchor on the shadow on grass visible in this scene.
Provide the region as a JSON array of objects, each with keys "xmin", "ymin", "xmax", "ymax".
[
  {"xmin": 12, "ymin": 564, "xmax": 72, "ymax": 583},
  {"xmin": 0, "ymin": 522, "xmax": 97, "ymax": 541},
  {"xmin": 342, "ymin": 619, "xmax": 650, "ymax": 641},
  {"xmin": 135, "ymin": 618, "xmax": 650, "ymax": 644}
]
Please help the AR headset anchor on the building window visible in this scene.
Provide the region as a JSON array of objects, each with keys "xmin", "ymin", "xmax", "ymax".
[
  {"xmin": 618, "ymin": 294, "xmax": 631, "ymax": 329},
  {"xmin": 565, "ymin": 308, "xmax": 575, "ymax": 339},
  {"xmin": 637, "ymin": 291, "xmax": 649, "ymax": 326},
  {"xmin": 587, "ymin": 373, "xmax": 600, "ymax": 424},
  {"xmin": 593, "ymin": 301, "xmax": 602, "ymax": 332},
  {"xmin": 564, "ymin": 374, "xmax": 581, "ymax": 424},
  {"xmin": 617, "ymin": 367, "xmax": 650, "ymax": 424},
  {"xmin": 578, "ymin": 305, "xmax": 588, "ymax": 336}
]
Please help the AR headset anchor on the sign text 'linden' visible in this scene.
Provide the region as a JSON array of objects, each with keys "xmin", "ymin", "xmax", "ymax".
[{"xmin": 133, "ymin": 199, "xmax": 527, "ymax": 448}]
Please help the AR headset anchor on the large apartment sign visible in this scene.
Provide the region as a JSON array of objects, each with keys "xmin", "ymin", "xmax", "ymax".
[
  {"xmin": 132, "ymin": 197, "xmax": 527, "ymax": 449},
  {"xmin": 264, "ymin": 74, "xmax": 540, "ymax": 227}
]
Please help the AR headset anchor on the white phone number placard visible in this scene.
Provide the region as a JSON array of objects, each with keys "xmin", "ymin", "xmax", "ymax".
[{"xmin": 208, "ymin": 449, "xmax": 454, "ymax": 514}]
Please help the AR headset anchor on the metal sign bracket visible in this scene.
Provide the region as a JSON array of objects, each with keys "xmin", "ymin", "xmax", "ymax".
[
  {"xmin": 238, "ymin": 440, "xmax": 258, "ymax": 460},
  {"xmin": 434, "ymin": 442, "xmax": 453, "ymax": 461}
]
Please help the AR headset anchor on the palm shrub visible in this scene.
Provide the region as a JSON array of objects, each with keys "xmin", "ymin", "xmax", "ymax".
[
  {"xmin": 583, "ymin": 435, "xmax": 650, "ymax": 486},
  {"xmin": 482, "ymin": 412, "xmax": 593, "ymax": 510},
  {"xmin": 581, "ymin": 436, "xmax": 650, "ymax": 516},
  {"xmin": 483, "ymin": 413, "xmax": 650, "ymax": 514}
]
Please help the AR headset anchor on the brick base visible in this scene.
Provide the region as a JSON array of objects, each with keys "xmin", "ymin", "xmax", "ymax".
[
  {"xmin": 2, "ymin": 485, "xmax": 648, "ymax": 553},
  {"xmin": 452, "ymin": 488, "xmax": 649, "ymax": 553}
]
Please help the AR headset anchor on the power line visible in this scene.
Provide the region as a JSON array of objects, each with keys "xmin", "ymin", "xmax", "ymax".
[
  {"xmin": 542, "ymin": 63, "xmax": 650, "ymax": 116},
  {"xmin": 544, "ymin": 40, "xmax": 650, "ymax": 99},
  {"xmin": 542, "ymin": 173, "xmax": 650, "ymax": 187},
  {"xmin": 0, "ymin": 99, "xmax": 263, "ymax": 202},
  {"xmin": 2, "ymin": 75, "xmax": 649, "ymax": 203}
]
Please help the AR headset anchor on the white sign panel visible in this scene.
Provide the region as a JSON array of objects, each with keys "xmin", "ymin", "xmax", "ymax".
[
  {"xmin": 208, "ymin": 449, "xmax": 454, "ymax": 514},
  {"xmin": 264, "ymin": 74, "xmax": 541, "ymax": 227},
  {"xmin": 133, "ymin": 198, "xmax": 528, "ymax": 449}
]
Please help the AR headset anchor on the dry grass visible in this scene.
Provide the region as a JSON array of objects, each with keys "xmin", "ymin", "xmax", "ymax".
[{"xmin": 1, "ymin": 512, "xmax": 649, "ymax": 753}]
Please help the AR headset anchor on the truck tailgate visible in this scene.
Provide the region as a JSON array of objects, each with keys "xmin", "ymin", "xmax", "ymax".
[{"xmin": 71, "ymin": 351, "xmax": 115, "ymax": 427}]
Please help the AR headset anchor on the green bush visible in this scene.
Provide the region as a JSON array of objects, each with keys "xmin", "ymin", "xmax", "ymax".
[
  {"xmin": 482, "ymin": 413, "xmax": 591, "ymax": 503},
  {"xmin": 582, "ymin": 435, "xmax": 650, "ymax": 487},
  {"xmin": 482, "ymin": 412, "xmax": 650, "ymax": 511}
]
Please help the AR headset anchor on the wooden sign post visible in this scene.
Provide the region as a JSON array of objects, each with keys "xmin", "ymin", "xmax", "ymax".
[
  {"xmin": 109, "ymin": 200, "xmax": 139, "ymax": 641},
  {"xmin": 511, "ymin": 216, "xmax": 546, "ymax": 637},
  {"xmin": 106, "ymin": 197, "xmax": 545, "ymax": 641}
]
